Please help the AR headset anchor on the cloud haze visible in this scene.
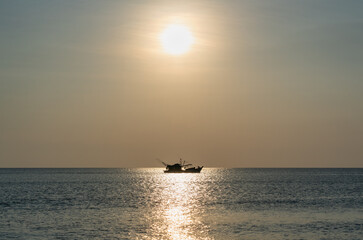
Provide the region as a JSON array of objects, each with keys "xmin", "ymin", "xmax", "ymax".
[{"xmin": 0, "ymin": 0, "xmax": 362, "ymax": 167}]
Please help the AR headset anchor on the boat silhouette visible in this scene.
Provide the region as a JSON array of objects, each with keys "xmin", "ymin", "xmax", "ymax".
[{"xmin": 162, "ymin": 158, "xmax": 203, "ymax": 173}]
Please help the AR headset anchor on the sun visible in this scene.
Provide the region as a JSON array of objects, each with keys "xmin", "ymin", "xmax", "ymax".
[{"xmin": 160, "ymin": 24, "xmax": 195, "ymax": 55}]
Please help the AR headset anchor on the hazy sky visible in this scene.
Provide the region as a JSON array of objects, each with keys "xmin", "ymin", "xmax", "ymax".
[{"xmin": 1, "ymin": 0, "xmax": 362, "ymax": 167}]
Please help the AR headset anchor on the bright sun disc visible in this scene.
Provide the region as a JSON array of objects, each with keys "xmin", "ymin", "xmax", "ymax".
[{"xmin": 160, "ymin": 24, "xmax": 194, "ymax": 55}]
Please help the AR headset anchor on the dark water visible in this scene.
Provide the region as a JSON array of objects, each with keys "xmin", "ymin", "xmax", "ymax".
[{"xmin": 0, "ymin": 168, "xmax": 362, "ymax": 239}]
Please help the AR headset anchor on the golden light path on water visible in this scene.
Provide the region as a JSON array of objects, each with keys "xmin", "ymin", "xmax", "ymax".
[{"xmin": 144, "ymin": 172, "xmax": 212, "ymax": 240}]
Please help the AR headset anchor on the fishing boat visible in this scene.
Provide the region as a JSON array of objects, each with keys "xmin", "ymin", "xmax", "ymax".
[{"xmin": 162, "ymin": 159, "xmax": 203, "ymax": 173}]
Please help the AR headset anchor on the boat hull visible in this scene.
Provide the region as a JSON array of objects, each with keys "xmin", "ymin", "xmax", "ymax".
[{"xmin": 164, "ymin": 167, "xmax": 203, "ymax": 173}]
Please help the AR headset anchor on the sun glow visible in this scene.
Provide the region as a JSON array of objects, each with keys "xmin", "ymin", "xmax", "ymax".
[{"xmin": 160, "ymin": 24, "xmax": 195, "ymax": 55}]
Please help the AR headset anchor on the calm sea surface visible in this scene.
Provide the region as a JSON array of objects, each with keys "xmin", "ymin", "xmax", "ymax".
[{"xmin": 0, "ymin": 168, "xmax": 362, "ymax": 239}]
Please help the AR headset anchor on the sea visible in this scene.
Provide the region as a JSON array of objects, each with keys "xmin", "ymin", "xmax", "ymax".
[{"xmin": 0, "ymin": 168, "xmax": 362, "ymax": 240}]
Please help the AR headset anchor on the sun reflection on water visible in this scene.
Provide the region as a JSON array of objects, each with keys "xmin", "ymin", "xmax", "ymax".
[
  {"xmin": 165, "ymin": 207, "xmax": 193, "ymax": 240},
  {"xmin": 147, "ymin": 172, "xmax": 212, "ymax": 240}
]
